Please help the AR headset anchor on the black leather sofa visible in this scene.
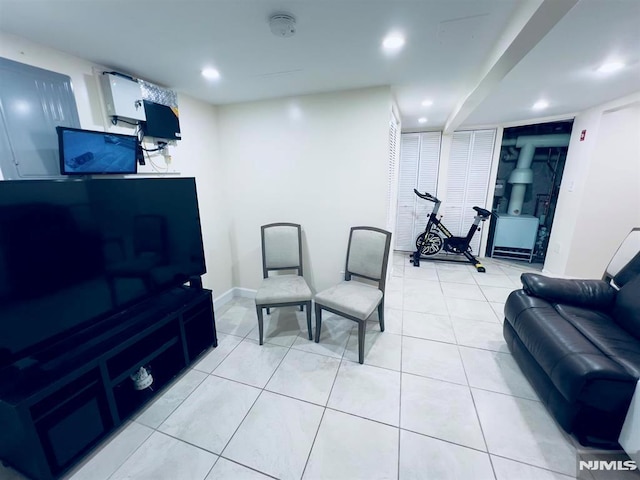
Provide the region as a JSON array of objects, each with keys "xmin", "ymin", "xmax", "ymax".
[{"xmin": 504, "ymin": 243, "xmax": 640, "ymax": 447}]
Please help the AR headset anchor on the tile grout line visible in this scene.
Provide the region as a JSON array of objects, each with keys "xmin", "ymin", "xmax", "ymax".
[
  {"xmin": 456, "ymin": 329, "xmax": 498, "ymax": 480},
  {"xmin": 211, "ymin": 283, "xmax": 538, "ymax": 477},
  {"xmin": 101, "ymin": 425, "xmax": 155, "ymax": 480},
  {"xmin": 299, "ymin": 343, "xmax": 346, "ymax": 479},
  {"xmin": 101, "ymin": 266, "xmax": 542, "ymax": 480},
  {"xmin": 397, "ymin": 307, "xmax": 404, "ymax": 480},
  {"xmin": 149, "ymin": 301, "xmax": 294, "ymax": 479},
  {"xmin": 489, "ymin": 453, "xmax": 578, "ymax": 479},
  {"xmin": 63, "ymin": 420, "xmax": 146, "ymax": 480},
  {"xmin": 99, "ymin": 365, "xmax": 212, "ymax": 480},
  {"xmin": 223, "ymin": 304, "xmax": 325, "ymax": 478},
  {"xmin": 212, "ymin": 305, "xmax": 296, "ymax": 478}
]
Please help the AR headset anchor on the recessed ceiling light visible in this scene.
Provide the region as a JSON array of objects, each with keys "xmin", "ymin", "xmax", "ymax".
[
  {"xmin": 201, "ymin": 68, "xmax": 220, "ymax": 80},
  {"xmin": 418, "ymin": 117, "xmax": 427, "ymax": 124},
  {"xmin": 597, "ymin": 61, "xmax": 625, "ymax": 73},
  {"xmin": 421, "ymin": 99, "xmax": 433, "ymax": 107},
  {"xmin": 532, "ymin": 100, "xmax": 548, "ymax": 111},
  {"xmin": 382, "ymin": 34, "xmax": 405, "ymax": 52}
]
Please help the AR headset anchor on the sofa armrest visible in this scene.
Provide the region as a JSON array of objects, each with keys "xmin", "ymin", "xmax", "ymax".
[{"xmin": 520, "ymin": 273, "xmax": 617, "ymax": 310}]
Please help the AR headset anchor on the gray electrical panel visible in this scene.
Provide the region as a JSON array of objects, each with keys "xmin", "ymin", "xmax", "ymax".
[
  {"xmin": 0, "ymin": 57, "xmax": 81, "ymax": 180},
  {"xmin": 100, "ymin": 73, "xmax": 146, "ymax": 121}
]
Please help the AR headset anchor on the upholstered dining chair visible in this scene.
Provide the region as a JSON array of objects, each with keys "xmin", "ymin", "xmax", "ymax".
[
  {"xmin": 255, "ymin": 223, "xmax": 313, "ymax": 345},
  {"xmin": 314, "ymin": 226, "xmax": 392, "ymax": 364}
]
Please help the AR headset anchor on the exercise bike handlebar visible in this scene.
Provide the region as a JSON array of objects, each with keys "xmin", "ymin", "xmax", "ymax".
[{"xmin": 413, "ymin": 189, "xmax": 439, "ymax": 203}]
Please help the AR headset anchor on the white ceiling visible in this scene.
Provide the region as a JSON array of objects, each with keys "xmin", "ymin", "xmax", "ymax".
[{"xmin": 0, "ymin": 0, "xmax": 638, "ymax": 130}]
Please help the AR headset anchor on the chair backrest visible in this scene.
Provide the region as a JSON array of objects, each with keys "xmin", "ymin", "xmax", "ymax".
[
  {"xmin": 261, "ymin": 223, "xmax": 303, "ymax": 278},
  {"xmin": 345, "ymin": 226, "xmax": 392, "ymax": 292},
  {"xmin": 604, "ymin": 228, "xmax": 640, "ymax": 288}
]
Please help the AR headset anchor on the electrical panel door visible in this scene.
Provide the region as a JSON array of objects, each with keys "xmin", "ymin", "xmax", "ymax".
[{"xmin": 0, "ymin": 57, "xmax": 81, "ymax": 179}]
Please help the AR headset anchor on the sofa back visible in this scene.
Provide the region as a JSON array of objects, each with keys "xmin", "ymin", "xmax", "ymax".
[
  {"xmin": 605, "ymin": 228, "xmax": 640, "ymax": 288},
  {"xmin": 612, "ymin": 274, "xmax": 640, "ymax": 340}
]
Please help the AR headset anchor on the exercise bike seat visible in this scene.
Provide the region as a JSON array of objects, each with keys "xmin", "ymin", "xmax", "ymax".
[{"xmin": 473, "ymin": 206, "xmax": 492, "ymax": 218}]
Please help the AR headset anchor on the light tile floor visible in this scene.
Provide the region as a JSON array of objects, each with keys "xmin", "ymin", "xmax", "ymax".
[{"xmin": 5, "ymin": 255, "xmax": 640, "ymax": 480}]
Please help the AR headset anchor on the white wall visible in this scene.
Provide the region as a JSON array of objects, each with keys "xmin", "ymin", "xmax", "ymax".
[
  {"xmin": 217, "ymin": 87, "xmax": 392, "ymax": 292},
  {"xmin": 0, "ymin": 32, "xmax": 234, "ymax": 296},
  {"xmin": 544, "ymin": 92, "xmax": 640, "ymax": 277}
]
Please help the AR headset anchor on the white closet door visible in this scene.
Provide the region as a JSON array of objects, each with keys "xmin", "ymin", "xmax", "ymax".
[
  {"xmin": 395, "ymin": 132, "xmax": 441, "ymax": 250},
  {"xmin": 386, "ymin": 113, "xmax": 401, "ymax": 235},
  {"xmin": 444, "ymin": 129, "xmax": 496, "ymax": 254},
  {"xmin": 414, "ymin": 132, "xmax": 441, "ymax": 243}
]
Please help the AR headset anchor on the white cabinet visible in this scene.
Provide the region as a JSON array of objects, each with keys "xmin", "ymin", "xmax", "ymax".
[{"xmin": 491, "ymin": 214, "xmax": 539, "ymax": 262}]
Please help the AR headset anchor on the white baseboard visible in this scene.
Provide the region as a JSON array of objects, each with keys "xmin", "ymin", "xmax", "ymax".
[
  {"xmin": 212, "ymin": 287, "xmax": 257, "ymax": 310},
  {"xmin": 212, "ymin": 288, "xmax": 234, "ymax": 309},
  {"xmin": 235, "ymin": 287, "xmax": 257, "ymax": 299}
]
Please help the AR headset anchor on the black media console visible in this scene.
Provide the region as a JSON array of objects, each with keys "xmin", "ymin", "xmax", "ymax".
[{"xmin": 0, "ymin": 286, "xmax": 217, "ymax": 480}]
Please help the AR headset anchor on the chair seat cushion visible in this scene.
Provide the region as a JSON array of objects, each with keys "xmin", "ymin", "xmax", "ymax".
[
  {"xmin": 255, "ymin": 275, "xmax": 312, "ymax": 305},
  {"xmin": 315, "ymin": 281, "xmax": 383, "ymax": 320}
]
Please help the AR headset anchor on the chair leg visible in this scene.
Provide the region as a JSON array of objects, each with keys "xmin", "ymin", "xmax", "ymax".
[
  {"xmin": 314, "ymin": 303, "xmax": 323, "ymax": 343},
  {"xmin": 377, "ymin": 300, "xmax": 385, "ymax": 332},
  {"xmin": 266, "ymin": 307, "xmax": 270, "ymax": 315},
  {"xmin": 358, "ymin": 320, "xmax": 366, "ymax": 364},
  {"xmin": 256, "ymin": 306, "xmax": 264, "ymax": 345},
  {"xmin": 305, "ymin": 301, "xmax": 313, "ymax": 340}
]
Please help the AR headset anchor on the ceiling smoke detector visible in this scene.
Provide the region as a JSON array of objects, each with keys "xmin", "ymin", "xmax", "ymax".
[{"xmin": 269, "ymin": 13, "xmax": 296, "ymax": 38}]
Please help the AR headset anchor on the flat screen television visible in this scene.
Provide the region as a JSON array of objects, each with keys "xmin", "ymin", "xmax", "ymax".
[
  {"xmin": 0, "ymin": 178, "xmax": 206, "ymax": 369},
  {"xmin": 57, "ymin": 126, "xmax": 138, "ymax": 175},
  {"xmin": 141, "ymin": 100, "xmax": 182, "ymax": 141}
]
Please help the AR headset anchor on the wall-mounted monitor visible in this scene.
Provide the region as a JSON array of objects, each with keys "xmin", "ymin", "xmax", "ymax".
[
  {"xmin": 141, "ymin": 100, "xmax": 181, "ymax": 141},
  {"xmin": 57, "ymin": 126, "xmax": 138, "ymax": 175}
]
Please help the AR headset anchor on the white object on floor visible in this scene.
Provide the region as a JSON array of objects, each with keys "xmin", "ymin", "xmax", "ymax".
[{"xmin": 619, "ymin": 380, "xmax": 640, "ymax": 464}]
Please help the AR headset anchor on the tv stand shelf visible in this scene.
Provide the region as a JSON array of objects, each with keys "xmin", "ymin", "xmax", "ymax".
[{"xmin": 0, "ymin": 286, "xmax": 216, "ymax": 480}]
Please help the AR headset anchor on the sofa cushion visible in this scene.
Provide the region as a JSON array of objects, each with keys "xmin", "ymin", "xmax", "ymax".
[
  {"xmin": 555, "ymin": 304, "xmax": 640, "ymax": 379},
  {"xmin": 505, "ymin": 290, "xmax": 635, "ymax": 406},
  {"xmin": 612, "ymin": 274, "xmax": 640, "ymax": 340},
  {"xmin": 520, "ymin": 273, "xmax": 616, "ymax": 310}
]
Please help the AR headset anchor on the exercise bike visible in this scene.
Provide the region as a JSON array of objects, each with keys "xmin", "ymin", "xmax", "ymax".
[{"xmin": 410, "ymin": 189, "xmax": 492, "ymax": 272}]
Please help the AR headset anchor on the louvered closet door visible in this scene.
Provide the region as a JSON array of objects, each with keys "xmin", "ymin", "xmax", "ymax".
[
  {"xmin": 386, "ymin": 113, "xmax": 401, "ymax": 234},
  {"xmin": 445, "ymin": 129, "xmax": 496, "ymax": 254},
  {"xmin": 395, "ymin": 132, "xmax": 441, "ymax": 250}
]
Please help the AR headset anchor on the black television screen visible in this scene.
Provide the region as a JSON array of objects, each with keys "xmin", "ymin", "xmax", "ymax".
[
  {"xmin": 142, "ymin": 100, "xmax": 182, "ymax": 141},
  {"xmin": 57, "ymin": 126, "xmax": 138, "ymax": 175},
  {"xmin": 0, "ymin": 178, "xmax": 206, "ymax": 368}
]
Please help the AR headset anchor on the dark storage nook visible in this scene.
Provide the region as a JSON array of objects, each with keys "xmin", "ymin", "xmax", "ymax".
[{"xmin": 0, "ymin": 287, "xmax": 216, "ymax": 480}]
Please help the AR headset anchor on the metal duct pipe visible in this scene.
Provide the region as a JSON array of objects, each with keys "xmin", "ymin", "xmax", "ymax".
[
  {"xmin": 502, "ymin": 153, "xmax": 563, "ymax": 162},
  {"xmin": 506, "ymin": 134, "xmax": 570, "ymax": 215}
]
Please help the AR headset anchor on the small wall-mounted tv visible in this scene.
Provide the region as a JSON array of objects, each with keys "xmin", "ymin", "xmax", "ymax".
[
  {"xmin": 57, "ymin": 126, "xmax": 138, "ymax": 175},
  {"xmin": 141, "ymin": 100, "xmax": 181, "ymax": 141}
]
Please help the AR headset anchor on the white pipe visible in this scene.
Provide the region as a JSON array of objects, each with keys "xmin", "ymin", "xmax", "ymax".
[
  {"xmin": 515, "ymin": 134, "xmax": 571, "ymax": 148},
  {"xmin": 506, "ymin": 134, "xmax": 571, "ymax": 215},
  {"xmin": 501, "ymin": 134, "xmax": 571, "ymax": 148},
  {"xmin": 515, "ymin": 142, "xmax": 536, "ymax": 169},
  {"xmin": 502, "ymin": 153, "xmax": 561, "ymax": 162},
  {"xmin": 509, "ymin": 185, "xmax": 527, "ymax": 215}
]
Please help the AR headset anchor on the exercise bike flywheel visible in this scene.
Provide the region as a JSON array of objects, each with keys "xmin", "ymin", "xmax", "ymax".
[{"xmin": 416, "ymin": 231, "xmax": 443, "ymax": 256}]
